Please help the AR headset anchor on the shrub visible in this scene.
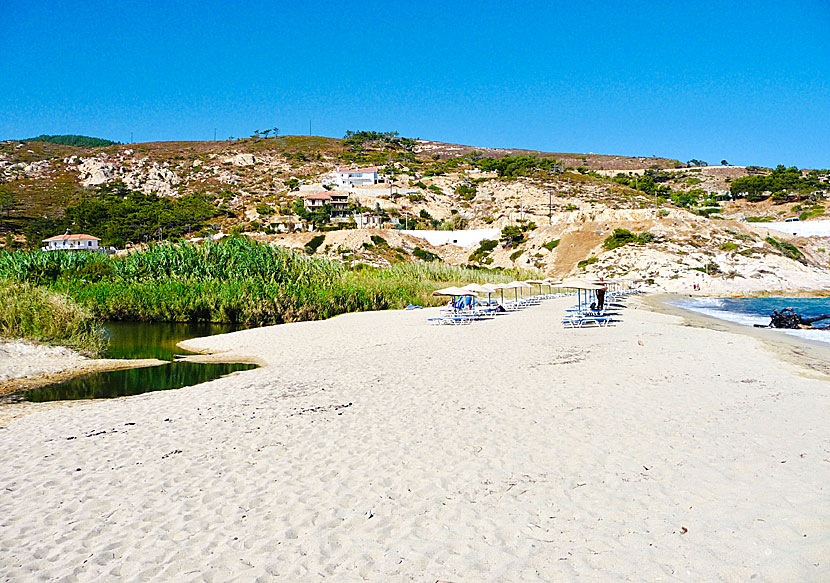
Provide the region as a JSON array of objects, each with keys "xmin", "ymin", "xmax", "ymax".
[
  {"xmin": 577, "ymin": 257, "xmax": 598, "ymax": 269},
  {"xmin": 720, "ymin": 242, "xmax": 738, "ymax": 251},
  {"xmin": 603, "ymin": 228, "xmax": 637, "ymax": 250},
  {"xmin": 510, "ymin": 249, "xmax": 525, "ymax": 262},
  {"xmin": 304, "ymin": 234, "xmax": 326, "ymax": 255},
  {"xmin": 469, "ymin": 239, "xmax": 498, "ymax": 263},
  {"xmin": 656, "ymin": 209, "xmax": 670, "ymax": 218},
  {"xmin": 500, "ymin": 226, "xmax": 525, "ymax": 247},
  {"xmin": 256, "ymin": 203, "xmax": 274, "ymax": 216},
  {"xmin": 455, "ymin": 184, "xmax": 476, "ymax": 200},
  {"xmin": 745, "ymin": 216, "xmax": 773, "ymax": 223},
  {"xmin": 370, "ymin": 235, "xmax": 387, "ymax": 247},
  {"xmin": 413, "ymin": 247, "xmax": 439, "ymax": 262},
  {"xmin": 542, "ymin": 239, "xmax": 560, "ymax": 251},
  {"xmin": 765, "ymin": 236, "xmax": 805, "ymax": 263}
]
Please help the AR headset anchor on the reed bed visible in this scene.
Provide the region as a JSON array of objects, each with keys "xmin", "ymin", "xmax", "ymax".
[
  {"xmin": 0, "ymin": 238, "xmax": 543, "ymax": 326},
  {"xmin": 0, "ymin": 280, "xmax": 106, "ymax": 354}
]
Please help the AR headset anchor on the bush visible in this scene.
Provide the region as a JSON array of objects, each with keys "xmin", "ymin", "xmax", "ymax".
[
  {"xmin": 510, "ymin": 249, "xmax": 525, "ymax": 261},
  {"xmin": 500, "ymin": 226, "xmax": 525, "ymax": 247},
  {"xmin": 765, "ymin": 237, "xmax": 805, "ymax": 263},
  {"xmin": 469, "ymin": 239, "xmax": 498, "ymax": 263},
  {"xmin": 413, "ymin": 247, "xmax": 439, "ymax": 262},
  {"xmin": 603, "ymin": 229, "xmax": 637, "ymax": 250},
  {"xmin": 304, "ymin": 235, "xmax": 326, "ymax": 255},
  {"xmin": 455, "ymin": 184, "xmax": 477, "ymax": 200},
  {"xmin": 577, "ymin": 257, "xmax": 598, "ymax": 269},
  {"xmin": 542, "ymin": 239, "xmax": 560, "ymax": 251},
  {"xmin": 256, "ymin": 203, "xmax": 274, "ymax": 216},
  {"xmin": 370, "ymin": 235, "xmax": 387, "ymax": 247}
]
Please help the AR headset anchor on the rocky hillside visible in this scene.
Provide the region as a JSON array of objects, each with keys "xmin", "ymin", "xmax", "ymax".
[{"xmin": 1, "ymin": 135, "xmax": 829, "ymax": 293}]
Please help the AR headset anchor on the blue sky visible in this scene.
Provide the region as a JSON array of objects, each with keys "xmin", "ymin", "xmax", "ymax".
[{"xmin": 2, "ymin": 0, "xmax": 829, "ymax": 168}]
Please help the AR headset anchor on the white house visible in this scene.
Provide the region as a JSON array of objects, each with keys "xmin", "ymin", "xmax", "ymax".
[
  {"xmin": 42, "ymin": 232, "xmax": 101, "ymax": 252},
  {"xmin": 326, "ymin": 167, "xmax": 380, "ymax": 188},
  {"xmin": 354, "ymin": 213, "xmax": 385, "ymax": 229}
]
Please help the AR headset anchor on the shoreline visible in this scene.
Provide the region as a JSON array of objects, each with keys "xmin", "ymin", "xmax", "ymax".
[{"xmin": 645, "ymin": 293, "xmax": 830, "ymax": 380}]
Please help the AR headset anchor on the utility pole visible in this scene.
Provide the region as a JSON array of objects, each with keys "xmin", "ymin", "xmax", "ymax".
[
  {"xmin": 214, "ymin": 128, "xmax": 217, "ymax": 141},
  {"xmin": 130, "ymin": 132, "xmax": 133, "ymax": 144},
  {"xmin": 309, "ymin": 120, "xmax": 312, "ymax": 136},
  {"xmin": 549, "ymin": 190, "xmax": 552, "ymax": 224}
]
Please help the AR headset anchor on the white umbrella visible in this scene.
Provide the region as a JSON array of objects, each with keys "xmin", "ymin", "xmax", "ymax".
[
  {"xmin": 432, "ymin": 286, "xmax": 478, "ymax": 297},
  {"xmin": 560, "ymin": 279, "xmax": 607, "ymax": 312}
]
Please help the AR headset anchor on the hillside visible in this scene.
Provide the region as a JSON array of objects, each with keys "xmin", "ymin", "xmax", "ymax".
[{"xmin": 1, "ymin": 135, "xmax": 829, "ymax": 293}]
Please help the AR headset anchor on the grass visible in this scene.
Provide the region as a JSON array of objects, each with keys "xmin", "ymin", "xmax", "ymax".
[
  {"xmin": 0, "ymin": 238, "xmax": 543, "ymax": 327},
  {"xmin": 0, "ymin": 279, "xmax": 106, "ymax": 354}
]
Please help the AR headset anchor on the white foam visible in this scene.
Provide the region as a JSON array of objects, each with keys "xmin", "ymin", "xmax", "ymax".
[{"xmin": 673, "ymin": 299, "xmax": 830, "ymax": 345}]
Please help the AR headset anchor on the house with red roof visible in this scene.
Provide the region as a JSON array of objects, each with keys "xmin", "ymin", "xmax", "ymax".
[
  {"xmin": 42, "ymin": 231, "xmax": 101, "ymax": 252},
  {"xmin": 302, "ymin": 192, "xmax": 351, "ymax": 220}
]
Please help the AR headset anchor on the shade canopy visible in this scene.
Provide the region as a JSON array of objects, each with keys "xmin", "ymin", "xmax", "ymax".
[
  {"xmin": 461, "ymin": 283, "xmax": 493, "ymax": 294},
  {"xmin": 505, "ymin": 280, "xmax": 533, "ymax": 289},
  {"xmin": 525, "ymin": 279, "xmax": 546, "ymax": 285},
  {"xmin": 432, "ymin": 286, "xmax": 477, "ymax": 297},
  {"xmin": 482, "ymin": 283, "xmax": 506, "ymax": 291},
  {"xmin": 559, "ymin": 279, "xmax": 607, "ymax": 290}
]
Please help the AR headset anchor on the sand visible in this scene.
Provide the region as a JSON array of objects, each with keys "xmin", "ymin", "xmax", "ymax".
[{"xmin": 1, "ymin": 298, "xmax": 829, "ymax": 581}]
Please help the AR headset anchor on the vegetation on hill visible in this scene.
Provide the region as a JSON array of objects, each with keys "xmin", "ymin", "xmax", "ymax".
[
  {"xmin": 23, "ymin": 134, "xmax": 118, "ymax": 148},
  {"xmin": 473, "ymin": 155, "xmax": 563, "ymax": 178},
  {"xmin": 23, "ymin": 181, "xmax": 219, "ymax": 248},
  {"xmin": 730, "ymin": 165, "xmax": 830, "ymax": 202}
]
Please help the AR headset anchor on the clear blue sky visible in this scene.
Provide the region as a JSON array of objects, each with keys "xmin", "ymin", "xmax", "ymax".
[{"xmin": 2, "ymin": 0, "xmax": 829, "ymax": 168}]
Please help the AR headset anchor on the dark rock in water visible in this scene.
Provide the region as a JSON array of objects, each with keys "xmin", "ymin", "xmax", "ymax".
[{"xmin": 768, "ymin": 307, "xmax": 830, "ymax": 329}]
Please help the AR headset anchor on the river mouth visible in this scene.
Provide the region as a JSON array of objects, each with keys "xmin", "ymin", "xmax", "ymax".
[{"xmin": 7, "ymin": 322, "xmax": 258, "ymax": 403}]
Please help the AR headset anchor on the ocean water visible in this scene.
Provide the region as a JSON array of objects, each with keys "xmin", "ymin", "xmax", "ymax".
[{"xmin": 674, "ymin": 297, "xmax": 830, "ymax": 345}]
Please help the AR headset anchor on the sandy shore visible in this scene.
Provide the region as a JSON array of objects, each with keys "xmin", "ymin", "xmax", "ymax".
[{"xmin": 1, "ymin": 298, "xmax": 829, "ymax": 581}]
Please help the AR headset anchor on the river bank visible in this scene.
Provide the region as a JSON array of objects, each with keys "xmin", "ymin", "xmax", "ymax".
[{"xmin": 1, "ymin": 295, "xmax": 829, "ymax": 580}]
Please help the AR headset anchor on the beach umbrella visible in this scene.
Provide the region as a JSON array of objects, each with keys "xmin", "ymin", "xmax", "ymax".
[
  {"xmin": 526, "ymin": 279, "xmax": 546, "ymax": 297},
  {"xmin": 433, "ymin": 286, "xmax": 478, "ymax": 311},
  {"xmin": 462, "ymin": 283, "xmax": 493, "ymax": 307},
  {"xmin": 433, "ymin": 286, "xmax": 478, "ymax": 297},
  {"xmin": 484, "ymin": 283, "xmax": 507, "ymax": 306},
  {"xmin": 560, "ymin": 279, "xmax": 607, "ymax": 312},
  {"xmin": 506, "ymin": 280, "xmax": 532, "ymax": 302}
]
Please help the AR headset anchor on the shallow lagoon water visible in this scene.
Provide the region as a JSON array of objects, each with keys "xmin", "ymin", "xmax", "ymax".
[
  {"xmin": 19, "ymin": 321, "xmax": 257, "ymax": 403},
  {"xmin": 25, "ymin": 361, "xmax": 257, "ymax": 402}
]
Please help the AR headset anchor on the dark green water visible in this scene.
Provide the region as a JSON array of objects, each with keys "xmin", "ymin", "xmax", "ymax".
[
  {"xmin": 24, "ymin": 362, "xmax": 258, "ymax": 402},
  {"xmin": 11, "ymin": 321, "xmax": 257, "ymax": 403},
  {"xmin": 102, "ymin": 321, "xmax": 238, "ymax": 360}
]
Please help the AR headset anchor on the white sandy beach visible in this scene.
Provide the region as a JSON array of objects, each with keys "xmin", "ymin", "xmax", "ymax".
[{"xmin": 1, "ymin": 298, "xmax": 829, "ymax": 581}]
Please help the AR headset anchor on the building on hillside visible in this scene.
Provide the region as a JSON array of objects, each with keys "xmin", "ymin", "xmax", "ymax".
[
  {"xmin": 42, "ymin": 231, "xmax": 101, "ymax": 252},
  {"xmin": 324, "ymin": 167, "xmax": 380, "ymax": 188},
  {"xmin": 302, "ymin": 192, "xmax": 351, "ymax": 220},
  {"xmin": 354, "ymin": 213, "xmax": 385, "ymax": 229}
]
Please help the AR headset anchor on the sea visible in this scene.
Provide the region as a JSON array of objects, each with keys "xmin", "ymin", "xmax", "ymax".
[{"xmin": 674, "ymin": 297, "xmax": 830, "ymax": 345}]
